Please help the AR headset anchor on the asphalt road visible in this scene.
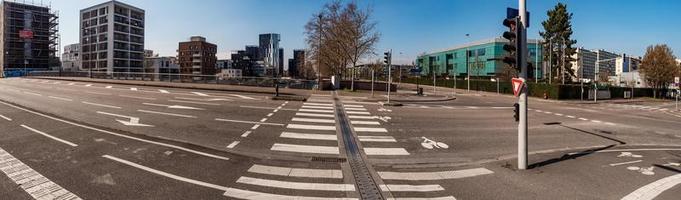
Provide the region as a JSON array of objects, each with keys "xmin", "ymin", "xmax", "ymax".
[{"xmin": 0, "ymin": 77, "xmax": 679, "ymax": 199}]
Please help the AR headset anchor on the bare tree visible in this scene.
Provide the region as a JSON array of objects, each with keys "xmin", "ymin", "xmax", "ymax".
[
  {"xmin": 304, "ymin": 1, "xmax": 380, "ymax": 88},
  {"xmin": 640, "ymin": 44, "xmax": 677, "ymax": 98}
]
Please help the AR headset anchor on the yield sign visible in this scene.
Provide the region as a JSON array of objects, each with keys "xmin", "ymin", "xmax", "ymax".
[{"xmin": 512, "ymin": 78, "xmax": 526, "ymax": 97}]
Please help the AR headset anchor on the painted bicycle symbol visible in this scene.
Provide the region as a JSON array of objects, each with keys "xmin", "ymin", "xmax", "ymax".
[
  {"xmin": 420, "ymin": 137, "xmax": 449, "ymax": 149},
  {"xmin": 617, "ymin": 152, "xmax": 643, "ymax": 158},
  {"xmin": 627, "ymin": 166, "xmax": 655, "ymax": 176}
]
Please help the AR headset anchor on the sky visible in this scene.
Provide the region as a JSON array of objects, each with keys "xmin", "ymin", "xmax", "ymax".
[{"xmin": 45, "ymin": 0, "xmax": 681, "ymax": 67}]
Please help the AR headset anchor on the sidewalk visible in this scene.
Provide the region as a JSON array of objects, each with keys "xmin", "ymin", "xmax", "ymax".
[{"xmin": 29, "ymin": 76, "xmax": 313, "ymax": 97}]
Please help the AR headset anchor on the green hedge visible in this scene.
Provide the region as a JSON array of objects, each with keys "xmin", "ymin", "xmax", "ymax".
[{"xmin": 400, "ymin": 77, "xmax": 661, "ymax": 100}]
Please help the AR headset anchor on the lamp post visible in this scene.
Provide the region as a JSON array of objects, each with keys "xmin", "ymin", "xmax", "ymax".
[{"xmin": 466, "ymin": 33, "xmax": 471, "ymax": 92}]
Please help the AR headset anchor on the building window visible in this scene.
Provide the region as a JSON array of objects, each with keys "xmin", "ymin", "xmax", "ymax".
[
  {"xmin": 99, "ymin": 52, "xmax": 107, "ymax": 59},
  {"xmin": 477, "ymin": 49, "xmax": 486, "ymax": 56}
]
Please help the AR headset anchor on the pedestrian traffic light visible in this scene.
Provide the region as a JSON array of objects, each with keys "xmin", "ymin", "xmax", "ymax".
[
  {"xmin": 502, "ymin": 17, "xmax": 521, "ymax": 73},
  {"xmin": 513, "ymin": 103, "xmax": 520, "ymax": 122},
  {"xmin": 384, "ymin": 51, "xmax": 391, "ymax": 65}
]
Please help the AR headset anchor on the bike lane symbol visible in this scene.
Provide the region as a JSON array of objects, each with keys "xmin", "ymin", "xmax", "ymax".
[{"xmin": 420, "ymin": 137, "xmax": 449, "ymax": 149}]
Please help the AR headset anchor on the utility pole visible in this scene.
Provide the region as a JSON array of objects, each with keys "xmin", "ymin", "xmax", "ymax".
[{"xmin": 518, "ymin": 0, "xmax": 529, "ymax": 170}]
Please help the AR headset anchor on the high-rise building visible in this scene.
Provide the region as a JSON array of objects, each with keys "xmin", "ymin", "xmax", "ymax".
[
  {"xmin": 570, "ymin": 48, "xmax": 619, "ymax": 82},
  {"xmin": 62, "ymin": 43, "xmax": 81, "ymax": 72},
  {"xmin": 80, "ymin": 0, "xmax": 145, "ymax": 74},
  {"xmin": 259, "ymin": 33, "xmax": 280, "ymax": 76},
  {"xmin": 0, "ymin": 1, "xmax": 59, "ymax": 76},
  {"xmin": 177, "ymin": 36, "xmax": 217, "ymax": 77},
  {"xmin": 278, "ymin": 48, "xmax": 284, "ymax": 77},
  {"xmin": 289, "ymin": 49, "xmax": 305, "ymax": 78}
]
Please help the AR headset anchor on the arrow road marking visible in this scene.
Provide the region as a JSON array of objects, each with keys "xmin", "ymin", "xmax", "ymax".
[
  {"xmin": 159, "ymin": 89, "xmax": 170, "ymax": 94},
  {"xmin": 143, "ymin": 103, "xmax": 205, "ymax": 110},
  {"xmin": 97, "ymin": 111, "xmax": 154, "ymax": 127}
]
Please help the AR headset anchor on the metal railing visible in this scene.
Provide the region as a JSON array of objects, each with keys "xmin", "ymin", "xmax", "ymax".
[{"xmin": 26, "ymin": 70, "xmax": 318, "ymax": 90}]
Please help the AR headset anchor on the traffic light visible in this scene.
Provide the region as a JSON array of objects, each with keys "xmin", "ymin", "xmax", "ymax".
[
  {"xmin": 502, "ymin": 17, "xmax": 521, "ymax": 73},
  {"xmin": 384, "ymin": 51, "xmax": 391, "ymax": 65},
  {"xmin": 513, "ymin": 103, "xmax": 520, "ymax": 122}
]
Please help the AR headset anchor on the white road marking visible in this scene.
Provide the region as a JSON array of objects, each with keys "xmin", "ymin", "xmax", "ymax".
[
  {"xmin": 364, "ymin": 148, "xmax": 410, "ymax": 155},
  {"xmin": 348, "ymin": 115, "xmax": 376, "ymax": 119},
  {"xmin": 236, "ymin": 176, "xmax": 354, "ymax": 191},
  {"xmin": 23, "ymin": 91, "xmax": 42, "ymax": 96},
  {"xmin": 130, "ymin": 87, "xmax": 138, "ymax": 91},
  {"xmin": 271, "ymin": 143, "xmax": 339, "ymax": 154},
  {"xmin": 346, "ymin": 111, "xmax": 371, "ymax": 115},
  {"xmin": 578, "ymin": 117, "xmax": 589, "ymax": 121},
  {"xmin": 280, "ymin": 132, "xmax": 337, "ymax": 141},
  {"xmin": 554, "ymin": 113, "xmax": 564, "ymax": 116},
  {"xmin": 228, "ymin": 94, "xmax": 255, "ymax": 100},
  {"xmin": 85, "ymin": 91, "xmax": 112, "ymax": 96},
  {"xmin": 378, "ymin": 168, "xmax": 494, "ymax": 180},
  {"xmin": 287, "ymin": 124, "xmax": 336, "ymax": 131},
  {"xmin": 0, "ymin": 114, "xmax": 11, "ymax": 121},
  {"xmin": 351, "ymin": 121, "xmax": 380, "ymax": 125},
  {"xmin": 143, "ymin": 102, "xmax": 205, "ymax": 110},
  {"xmin": 118, "ymin": 95, "xmax": 156, "ymax": 100},
  {"xmin": 354, "ymin": 127, "xmax": 388, "ymax": 133},
  {"xmin": 259, "ymin": 118, "xmax": 268, "ymax": 122},
  {"xmin": 344, "ymin": 107, "xmax": 367, "ymax": 111},
  {"xmin": 379, "ymin": 184, "xmax": 444, "ymax": 192},
  {"xmin": 301, "ymin": 105, "xmax": 334, "ymax": 110},
  {"xmin": 97, "ymin": 111, "xmax": 153, "ymax": 127},
  {"xmin": 304, "ymin": 103, "xmax": 333, "ymax": 106},
  {"xmin": 215, "ymin": 118, "xmax": 284, "ymax": 126},
  {"xmin": 566, "ymin": 115, "xmax": 576, "ymax": 118},
  {"xmin": 67, "ymin": 83, "xmax": 75, "ymax": 85},
  {"xmin": 192, "ymin": 92, "xmax": 209, "ymax": 96},
  {"xmin": 266, "ymin": 113, "xmax": 274, "ymax": 117},
  {"xmin": 137, "ymin": 109, "xmax": 197, "ymax": 118},
  {"xmin": 591, "ymin": 120, "xmax": 602, "ymax": 123},
  {"xmin": 240, "ymin": 105, "xmax": 295, "ymax": 111},
  {"xmin": 167, "ymin": 99, "xmax": 220, "ymax": 106},
  {"xmin": 85, "ymin": 84, "xmax": 92, "ymax": 87},
  {"xmin": 159, "ymin": 89, "xmax": 170, "ymax": 93},
  {"xmin": 543, "ymin": 111, "xmax": 552, "ymax": 114},
  {"xmin": 247, "ymin": 164, "xmax": 343, "ymax": 179},
  {"xmin": 227, "ymin": 141, "xmax": 240, "ymax": 149},
  {"xmin": 0, "ymin": 148, "xmax": 82, "ymax": 200},
  {"xmin": 605, "ymin": 122, "xmax": 616, "ymax": 126},
  {"xmin": 48, "ymin": 96, "xmax": 73, "ymax": 101},
  {"xmin": 0, "ymin": 101, "xmax": 229, "ymax": 160},
  {"xmin": 105, "ymin": 86, "xmax": 113, "ymax": 88},
  {"xmin": 298, "ymin": 109, "xmax": 334, "ymax": 113},
  {"xmin": 358, "ymin": 136, "xmax": 396, "ymax": 142},
  {"xmin": 609, "ymin": 160, "xmax": 643, "ymax": 167},
  {"xmin": 291, "ymin": 117, "xmax": 335, "ymax": 124},
  {"xmin": 343, "ymin": 104, "xmax": 364, "ymax": 108},
  {"xmin": 620, "ymin": 173, "xmax": 681, "ymax": 200},
  {"xmin": 223, "ymin": 188, "xmax": 356, "ymax": 200},
  {"xmin": 240, "ymin": 131, "xmax": 252, "ymax": 137},
  {"xmin": 82, "ymin": 101, "xmax": 121, "ymax": 109},
  {"xmin": 103, "ymin": 155, "xmax": 230, "ymax": 190},
  {"xmin": 20, "ymin": 125, "xmax": 78, "ymax": 147},
  {"xmin": 295, "ymin": 112, "xmax": 335, "ymax": 118}
]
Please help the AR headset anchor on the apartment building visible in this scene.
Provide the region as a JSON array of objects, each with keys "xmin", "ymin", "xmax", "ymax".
[{"xmin": 177, "ymin": 36, "xmax": 217, "ymax": 78}]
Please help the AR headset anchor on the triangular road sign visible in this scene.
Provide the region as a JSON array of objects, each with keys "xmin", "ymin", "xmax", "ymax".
[{"xmin": 512, "ymin": 78, "xmax": 525, "ymax": 97}]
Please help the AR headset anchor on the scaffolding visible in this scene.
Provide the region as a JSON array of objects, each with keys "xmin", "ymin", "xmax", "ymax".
[{"xmin": 1, "ymin": 0, "xmax": 59, "ymax": 76}]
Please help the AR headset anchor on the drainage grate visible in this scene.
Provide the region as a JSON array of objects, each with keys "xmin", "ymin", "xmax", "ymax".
[
  {"xmin": 335, "ymin": 93, "xmax": 385, "ymax": 200},
  {"xmin": 311, "ymin": 157, "xmax": 347, "ymax": 163}
]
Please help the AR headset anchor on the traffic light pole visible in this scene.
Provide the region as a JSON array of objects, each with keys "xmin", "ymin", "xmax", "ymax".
[
  {"xmin": 517, "ymin": 0, "xmax": 529, "ymax": 170},
  {"xmin": 387, "ymin": 49, "xmax": 392, "ymax": 103}
]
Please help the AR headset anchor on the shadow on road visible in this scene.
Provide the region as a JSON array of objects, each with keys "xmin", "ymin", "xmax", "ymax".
[{"xmin": 528, "ymin": 144, "xmax": 617, "ymax": 169}]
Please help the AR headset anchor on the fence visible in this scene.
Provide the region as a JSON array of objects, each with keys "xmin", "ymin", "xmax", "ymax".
[
  {"xmin": 400, "ymin": 77, "xmax": 664, "ymax": 100},
  {"xmin": 26, "ymin": 71, "xmax": 319, "ymax": 90}
]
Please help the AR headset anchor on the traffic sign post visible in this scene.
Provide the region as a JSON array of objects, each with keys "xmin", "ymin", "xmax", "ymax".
[{"xmin": 512, "ymin": 78, "xmax": 525, "ymax": 97}]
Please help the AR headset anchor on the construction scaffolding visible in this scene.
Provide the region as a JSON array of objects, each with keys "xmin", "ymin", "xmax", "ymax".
[{"xmin": 0, "ymin": 0, "xmax": 59, "ymax": 77}]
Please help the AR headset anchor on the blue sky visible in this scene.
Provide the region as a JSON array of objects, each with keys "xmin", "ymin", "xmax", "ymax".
[{"xmin": 52, "ymin": 0, "xmax": 681, "ymax": 66}]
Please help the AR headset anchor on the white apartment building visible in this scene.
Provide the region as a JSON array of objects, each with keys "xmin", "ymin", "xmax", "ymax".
[
  {"xmin": 218, "ymin": 68, "xmax": 242, "ymax": 80},
  {"xmin": 80, "ymin": 0, "xmax": 145, "ymax": 74},
  {"xmin": 571, "ymin": 48, "xmax": 619, "ymax": 82},
  {"xmin": 61, "ymin": 43, "xmax": 81, "ymax": 71}
]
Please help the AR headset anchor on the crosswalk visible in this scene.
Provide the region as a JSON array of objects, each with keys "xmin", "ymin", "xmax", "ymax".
[
  {"xmin": 17, "ymin": 78, "xmax": 256, "ymax": 99},
  {"xmin": 270, "ymin": 94, "xmax": 409, "ymax": 157}
]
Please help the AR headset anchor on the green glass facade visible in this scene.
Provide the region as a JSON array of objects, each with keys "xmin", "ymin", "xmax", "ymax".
[{"xmin": 416, "ymin": 38, "xmax": 543, "ymax": 79}]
